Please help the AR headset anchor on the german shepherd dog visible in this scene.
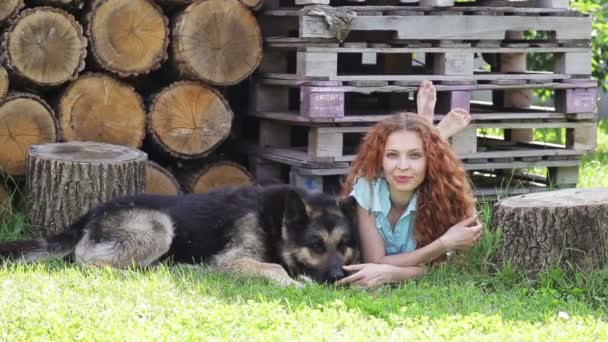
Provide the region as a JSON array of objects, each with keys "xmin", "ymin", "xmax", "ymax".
[{"xmin": 0, "ymin": 185, "xmax": 359, "ymax": 286}]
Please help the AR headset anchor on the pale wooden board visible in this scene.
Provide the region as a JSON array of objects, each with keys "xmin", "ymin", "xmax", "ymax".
[
  {"xmin": 261, "ymin": 72, "xmax": 573, "ymax": 82},
  {"xmin": 250, "ymin": 110, "xmax": 596, "ymax": 125},
  {"xmin": 264, "ymin": 6, "xmax": 582, "ymax": 15}
]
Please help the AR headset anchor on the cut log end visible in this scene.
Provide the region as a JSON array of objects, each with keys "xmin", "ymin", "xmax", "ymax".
[
  {"xmin": 238, "ymin": 0, "xmax": 264, "ymax": 10},
  {"xmin": 190, "ymin": 161, "xmax": 253, "ymax": 193},
  {"xmin": 172, "ymin": 0, "xmax": 262, "ymax": 85},
  {"xmin": 0, "ymin": 94, "xmax": 58, "ymax": 176},
  {"xmin": 28, "ymin": 141, "xmax": 146, "ymax": 163},
  {"xmin": 149, "ymin": 81, "xmax": 233, "ymax": 159},
  {"xmin": 88, "ymin": 0, "xmax": 169, "ymax": 77},
  {"xmin": 147, "ymin": 161, "xmax": 180, "ymax": 195},
  {"xmin": 59, "ymin": 74, "xmax": 147, "ymax": 148},
  {"xmin": 496, "ymin": 188, "xmax": 608, "ymax": 208},
  {"xmin": 5, "ymin": 7, "xmax": 87, "ymax": 86},
  {"xmin": 0, "ymin": 0, "xmax": 23, "ymax": 22}
]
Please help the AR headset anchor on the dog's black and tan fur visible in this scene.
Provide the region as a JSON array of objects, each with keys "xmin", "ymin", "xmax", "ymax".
[{"xmin": 0, "ymin": 185, "xmax": 359, "ymax": 286}]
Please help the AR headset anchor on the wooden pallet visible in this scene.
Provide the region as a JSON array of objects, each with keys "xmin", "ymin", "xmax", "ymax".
[
  {"xmin": 261, "ymin": 7, "xmax": 590, "ymax": 42},
  {"xmin": 260, "ymin": 43, "xmax": 593, "ymax": 80},
  {"xmin": 264, "ymin": 0, "xmax": 571, "ymax": 10},
  {"xmin": 247, "ymin": 153, "xmax": 581, "ymax": 197},
  {"xmin": 251, "ymin": 78, "xmax": 598, "ymax": 118}
]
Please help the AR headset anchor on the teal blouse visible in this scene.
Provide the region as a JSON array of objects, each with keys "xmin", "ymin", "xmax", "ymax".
[{"xmin": 350, "ymin": 177, "xmax": 417, "ymax": 255}]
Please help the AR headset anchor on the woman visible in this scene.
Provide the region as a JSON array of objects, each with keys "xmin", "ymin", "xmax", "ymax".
[{"xmin": 336, "ymin": 90, "xmax": 482, "ymax": 289}]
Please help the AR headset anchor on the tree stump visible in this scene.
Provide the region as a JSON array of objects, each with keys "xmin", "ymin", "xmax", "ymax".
[
  {"xmin": 58, "ymin": 73, "xmax": 147, "ymax": 148},
  {"xmin": 26, "ymin": 141, "xmax": 147, "ymax": 236},
  {"xmin": 86, "ymin": 0, "xmax": 169, "ymax": 77},
  {"xmin": 2, "ymin": 7, "xmax": 87, "ymax": 87},
  {"xmin": 0, "ymin": 0, "xmax": 23, "ymax": 23},
  {"xmin": 147, "ymin": 81, "xmax": 233, "ymax": 159},
  {"xmin": 0, "ymin": 93, "xmax": 58, "ymax": 176},
  {"xmin": 171, "ymin": 0, "xmax": 263, "ymax": 86},
  {"xmin": 493, "ymin": 188, "xmax": 608, "ymax": 276},
  {"xmin": 179, "ymin": 161, "xmax": 254, "ymax": 193},
  {"xmin": 146, "ymin": 161, "xmax": 180, "ymax": 195}
]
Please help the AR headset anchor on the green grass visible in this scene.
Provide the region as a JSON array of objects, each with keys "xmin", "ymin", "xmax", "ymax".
[
  {"xmin": 0, "ymin": 261, "xmax": 606, "ymax": 341},
  {"xmin": 0, "ymin": 123, "xmax": 606, "ymax": 340}
]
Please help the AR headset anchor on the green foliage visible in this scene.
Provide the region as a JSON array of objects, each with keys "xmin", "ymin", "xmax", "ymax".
[{"xmin": 571, "ymin": 0, "xmax": 608, "ymax": 91}]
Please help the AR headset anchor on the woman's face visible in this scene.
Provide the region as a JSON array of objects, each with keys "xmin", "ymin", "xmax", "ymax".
[{"xmin": 382, "ymin": 129, "xmax": 427, "ymax": 195}]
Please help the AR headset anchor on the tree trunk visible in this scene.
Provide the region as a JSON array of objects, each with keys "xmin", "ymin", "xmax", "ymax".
[
  {"xmin": 26, "ymin": 141, "xmax": 147, "ymax": 236},
  {"xmin": 0, "ymin": 66, "xmax": 8, "ymax": 101},
  {"xmin": 179, "ymin": 161, "xmax": 254, "ymax": 193},
  {"xmin": 146, "ymin": 161, "xmax": 180, "ymax": 195},
  {"xmin": 58, "ymin": 73, "xmax": 147, "ymax": 148},
  {"xmin": 171, "ymin": 0, "xmax": 262, "ymax": 86},
  {"xmin": 493, "ymin": 188, "xmax": 608, "ymax": 276},
  {"xmin": 2, "ymin": 7, "xmax": 87, "ymax": 86},
  {"xmin": 0, "ymin": 93, "xmax": 58, "ymax": 176},
  {"xmin": 0, "ymin": 0, "xmax": 23, "ymax": 23},
  {"xmin": 148, "ymin": 81, "xmax": 233, "ymax": 159},
  {"xmin": 0, "ymin": 182, "xmax": 9, "ymax": 222},
  {"xmin": 86, "ymin": 0, "xmax": 169, "ymax": 77}
]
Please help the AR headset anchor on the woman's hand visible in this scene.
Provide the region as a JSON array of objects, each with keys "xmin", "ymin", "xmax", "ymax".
[
  {"xmin": 439, "ymin": 215, "xmax": 483, "ymax": 251},
  {"xmin": 336, "ymin": 263, "xmax": 394, "ymax": 289}
]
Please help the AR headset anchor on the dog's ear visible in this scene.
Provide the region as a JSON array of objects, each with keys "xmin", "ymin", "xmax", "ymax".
[
  {"xmin": 338, "ymin": 196, "xmax": 356, "ymax": 219},
  {"xmin": 284, "ymin": 189, "xmax": 310, "ymax": 224}
]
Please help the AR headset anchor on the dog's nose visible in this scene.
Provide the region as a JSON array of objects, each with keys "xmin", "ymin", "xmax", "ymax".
[{"xmin": 328, "ymin": 268, "xmax": 345, "ymax": 281}]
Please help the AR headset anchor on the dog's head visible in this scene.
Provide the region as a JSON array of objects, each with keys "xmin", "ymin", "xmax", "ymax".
[{"xmin": 280, "ymin": 189, "xmax": 360, "ymax": 283}]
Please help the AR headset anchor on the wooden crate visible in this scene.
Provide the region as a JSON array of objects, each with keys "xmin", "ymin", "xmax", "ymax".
[
  {"xmin": 250, "ymin": 77, "xmax": 597, "ymax": 118},
  {"xmin": 260, "ymin": 43, "xmax": 592, "ymax": 80},
  {"xmin": 247, "ymin": 154, "xmax": 582, "ymax": 198}
]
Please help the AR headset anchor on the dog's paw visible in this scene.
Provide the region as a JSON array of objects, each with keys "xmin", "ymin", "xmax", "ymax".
[{"xmin": 296, "ymin": 274, "xmax": 314, "ymax": 284}]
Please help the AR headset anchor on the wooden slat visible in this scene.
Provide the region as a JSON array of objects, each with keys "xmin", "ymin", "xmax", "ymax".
[
  {"xmin": 261, "ymin": 72, "xmax": 572, "ymax": 82},
  {"xmin": 264, "ymin": 6, "xmax": 583, "ymax": 15},
  {"xmin": 268, "ymin": 45, "xmax": 591, "ymax": 54}
]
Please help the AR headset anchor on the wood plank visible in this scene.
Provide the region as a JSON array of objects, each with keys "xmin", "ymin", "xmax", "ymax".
[
  {"xmin": 261, "ymin": 72, "xmax": 573, "ymax": 82},
  {"xmin": 264, "ymin": 6, "xmax": 582, "ymax": 15},
  {"xmin": 250, "ymin": 110, "xmax": 596, "ymax": 125},
  {"xmin": 259, "ymin": 78, "xmax": 597, "ymax": 91},
  {"xmin": 295, "ymin": 15, "xmax": 591, "ymax": 41}
]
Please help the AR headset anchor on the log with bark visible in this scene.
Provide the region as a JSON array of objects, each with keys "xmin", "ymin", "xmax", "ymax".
[
  {"xmin": 0, "ymin": 182, "xmax": 9, "ymax": 222},
  {"xmin": 0, "ymin": 0, "xmax": 23, "ymax": 23},
  {"xmin": 58, "ymin": 73, "xmax": 147, "ymax": 148},
  {"xmin": 171, "ymin": 0, "xmax": 263, "ymax": 86},
  {"xmin": 26, "ymin": 141, "xmax": 147, "ymax": 236},
  {"xmin": 86, "ymin": 0, "xmax": 169, "ymax": 77},
  {"xmin": 493, "ymin": 188, "xmax": 608, "ymax": 276},
  {"xmin": 0, "ymin": 93, "xmax": 58, "ymax": 176},
  {"xmin": 2, "ymin": 7, "xmax": 87, "ymax": 86},
  {"xmin": 0, "ymin": 66, "xmax": 8, "ymax": 101},
  {"xmin": 147, "ymin": 161, "xmax": 180, "ymax": 195},
  {"xmin": 179, "ymin": 160, "xmax": 254, "ymax": 193},
  {"xmin": 147, "ymin": 81, "xmax": 233, "ymax": 159}
]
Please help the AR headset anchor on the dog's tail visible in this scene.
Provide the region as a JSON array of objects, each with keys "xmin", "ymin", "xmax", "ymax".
[{"xmin": 0, "ymin": 229, "xmax": 83, "ymax": 262}]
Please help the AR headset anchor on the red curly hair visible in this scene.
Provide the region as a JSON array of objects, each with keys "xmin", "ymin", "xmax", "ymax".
[{"xmin": 340, "ymin": 113, "xmax": 476, "ymax": 248}]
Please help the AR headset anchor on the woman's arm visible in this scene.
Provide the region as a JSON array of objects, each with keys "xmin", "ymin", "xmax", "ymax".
[
  {"xmin": 357, "ymin": 205, "xmax": 447, "ymax": 267},
  {"xmin": 357, "ymin": 205, "xmax": 482, "ymax": 267}
]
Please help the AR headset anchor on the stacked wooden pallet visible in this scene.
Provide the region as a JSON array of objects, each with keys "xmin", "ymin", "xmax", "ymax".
[{"xmin": 245, "ymin": 0, "xmax": 597, "ymax": 198}]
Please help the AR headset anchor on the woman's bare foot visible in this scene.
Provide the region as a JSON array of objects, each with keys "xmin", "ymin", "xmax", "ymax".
[
  {"xmin": 416, "ymin": 80, "xmax": 436, "ymax": 124},
  {"xmin": 437, "ymin": 108, "xmax": 472, "ymax": 139}
]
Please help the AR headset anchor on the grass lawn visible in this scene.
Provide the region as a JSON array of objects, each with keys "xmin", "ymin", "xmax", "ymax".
[{"xmin": 0, "ymin": 121, "xmax": 606, "ymax": 340}]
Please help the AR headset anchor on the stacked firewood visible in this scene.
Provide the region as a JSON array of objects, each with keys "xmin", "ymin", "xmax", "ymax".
[{"xmin": 0, "ymin": 0, "xmax": 260, "ymax": 205}]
